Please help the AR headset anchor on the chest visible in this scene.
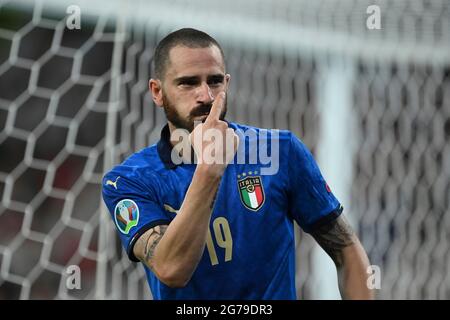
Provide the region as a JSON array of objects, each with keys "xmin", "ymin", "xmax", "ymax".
[{"xmin": 159, "ymin": 164, "xmax": 289, "ymax": 226}]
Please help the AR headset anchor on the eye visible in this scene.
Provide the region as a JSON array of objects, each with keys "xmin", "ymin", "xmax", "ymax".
[
  {"xmin": 179, "ymin": 79, "xmax": 197, "ymax": 87},
  {"xmin": 208, "ymin": 77, "xmax": 224, "ymax": 87}
]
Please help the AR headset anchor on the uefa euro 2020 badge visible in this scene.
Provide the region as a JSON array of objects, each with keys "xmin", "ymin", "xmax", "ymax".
[{"xmin": 114, "ymin": 199, "xmax": 139, "ymax": 234}]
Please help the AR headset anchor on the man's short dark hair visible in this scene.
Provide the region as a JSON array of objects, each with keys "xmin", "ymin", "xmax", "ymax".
[{"xmin": 153, "ymin": 28, "xmax": 225, "ymax": 80}]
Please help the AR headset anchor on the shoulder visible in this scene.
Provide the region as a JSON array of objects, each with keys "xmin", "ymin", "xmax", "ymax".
[
  {"xmin": 102, "ymin": 144, "xmax": 164, "ymax": 195},
  {"xmin": 229, "ymin": 122, "xmax": 293, "ymax": 145}
]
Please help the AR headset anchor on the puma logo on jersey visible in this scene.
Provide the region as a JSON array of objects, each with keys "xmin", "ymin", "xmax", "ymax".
[
  {"xmin": 164, "ymin": 204, "xmax": 179, "ymax": 214},
  {"xmin": 106, "ymin": 176, "xmax": 120, "ymax": 189}
]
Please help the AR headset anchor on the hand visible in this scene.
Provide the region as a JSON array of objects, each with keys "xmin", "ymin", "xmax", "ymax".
[{"xmin": 189, "ymin": 92, "xmax": 239, "ymax": 177}]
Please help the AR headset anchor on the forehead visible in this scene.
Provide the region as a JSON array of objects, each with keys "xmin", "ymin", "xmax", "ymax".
[{"xmin": 166, "ymin": 45, "xmax": 225, "ymax": 78}]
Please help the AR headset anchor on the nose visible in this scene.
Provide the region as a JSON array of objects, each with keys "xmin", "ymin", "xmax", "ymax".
[{"xmin": 196, "ymin": 82, "xmax": 214, "ymax": 104}]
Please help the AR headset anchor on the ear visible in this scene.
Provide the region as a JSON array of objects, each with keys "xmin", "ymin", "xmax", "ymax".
[
  {"xmin": 149, "ymin": 78, "xmax": 163, "ymax": 107},
  {"xmin": 225, "ymin": 74, "xmax": 231, "ymax": 92}
]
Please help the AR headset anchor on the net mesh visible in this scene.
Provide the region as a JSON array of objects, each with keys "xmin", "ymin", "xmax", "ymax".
[{"xmin": 0, "ymin": 0, "xmax": 448, "ymax": 299}]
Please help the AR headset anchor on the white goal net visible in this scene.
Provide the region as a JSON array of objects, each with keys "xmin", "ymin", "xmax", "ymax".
[{"xmin": 0, "ymin": 0, "xmax": 448, "ymax": 299}]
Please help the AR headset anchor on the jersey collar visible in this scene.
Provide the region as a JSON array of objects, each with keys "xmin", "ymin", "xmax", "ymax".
[{"xmin": 157, "ymin": 124, "xmax": 178, "ymax": 169}]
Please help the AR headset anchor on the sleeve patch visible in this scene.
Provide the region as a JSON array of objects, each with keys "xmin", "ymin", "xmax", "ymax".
[{"xmin": 114, "ymin": 199, "xmax": 140, "ymax": 234}]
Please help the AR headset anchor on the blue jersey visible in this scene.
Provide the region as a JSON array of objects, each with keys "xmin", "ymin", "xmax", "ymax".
[{"xmin": 102, "ymin": 122, "xmax": 342, "ymax": 300}]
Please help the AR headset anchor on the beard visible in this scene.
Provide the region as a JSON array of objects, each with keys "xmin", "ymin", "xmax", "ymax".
[{"xmin": 162, "ymin": 92, "xmax": 228, "ymax": 132}]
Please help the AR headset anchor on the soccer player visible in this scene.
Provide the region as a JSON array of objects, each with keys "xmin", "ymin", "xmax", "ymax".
[{"xmin": 102, "ymin": 28, "xmax": 374, "ymax": 299}]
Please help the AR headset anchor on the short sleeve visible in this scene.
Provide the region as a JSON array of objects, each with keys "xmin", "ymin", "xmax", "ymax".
[
  {"xmin": 287, "ymin": 133, "xmax": 342, "ymax": 233},
  {"xmin": 102, "ymin": 171, "xmax": 171, "ymax": 261}
]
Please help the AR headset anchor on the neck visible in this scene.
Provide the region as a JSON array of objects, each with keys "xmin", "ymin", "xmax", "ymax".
[
  {"xmin": 167, "ymin": 121, "xmax": 195, "ymax": 164},
  {"xmin": 167, "ymin": 121, "xmax": 178, "ymax": 147}
]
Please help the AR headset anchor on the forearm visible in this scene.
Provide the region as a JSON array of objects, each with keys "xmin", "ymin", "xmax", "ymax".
[
  {"xmin": 337, "ymin": 240, "xmax": 374, "ymax": 300},
  {"xmin": 311, "ymin": 214, "xmax": 375, "ymax": 300},
  {"xmin": 151, "ymin": 164, "xmax": 222, "ymax": 284}
]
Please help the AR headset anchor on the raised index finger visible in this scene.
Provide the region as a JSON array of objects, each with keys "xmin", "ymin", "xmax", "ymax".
[{"xmin": 206, "ymin": 92, "xmax": 225, "ymax": 123}]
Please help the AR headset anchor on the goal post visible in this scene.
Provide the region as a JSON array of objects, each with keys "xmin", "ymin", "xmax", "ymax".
[{"xmin": 0, "ymin": 0, "xmax": 449, "ymax": 300}]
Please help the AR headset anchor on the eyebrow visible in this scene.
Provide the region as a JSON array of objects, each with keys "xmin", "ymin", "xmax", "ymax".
[
  {"xmin": 173, "ymin": 75, "xmax": 199, "ymax": 85},
  {"xmin": 173, "ymin": 74, "xmax": 225, "ymax": 85},
  {"xmin": 208, "ymin": 74, "xmax": 225, "ymax": 81}
]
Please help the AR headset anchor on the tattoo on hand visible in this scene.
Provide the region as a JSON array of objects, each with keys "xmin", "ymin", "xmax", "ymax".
[{"xmin": 311, "ymin": 215, "xmax": 355, "ymax": 266}]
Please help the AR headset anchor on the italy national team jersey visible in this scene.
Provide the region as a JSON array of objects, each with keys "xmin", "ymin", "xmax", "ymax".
[{"xmin": 102, "ymin": 122, "xmax": 342, "ymax": 300}]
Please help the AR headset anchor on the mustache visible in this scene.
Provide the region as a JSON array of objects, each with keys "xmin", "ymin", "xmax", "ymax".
[{"xmin": 190, "ymin": 103, "xmax": 213, "ymax": 117}]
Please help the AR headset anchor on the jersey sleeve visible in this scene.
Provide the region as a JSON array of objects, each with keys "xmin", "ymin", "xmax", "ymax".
[
  {"xmin": 102, "ymin": 170, "xmax": 171, "ymax": 262},
  {"xmin": 287, "ymin": 133, "xmax": 343, "ymax": 233}
]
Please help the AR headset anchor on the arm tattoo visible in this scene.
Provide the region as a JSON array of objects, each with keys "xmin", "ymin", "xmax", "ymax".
[
  {"xmin": 141, "ymin": 225, "xmax": 168, "ymax": 268},
  {"xmin": 311, "ymin": 215, "xmax": 355, "ymax": 266}
]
